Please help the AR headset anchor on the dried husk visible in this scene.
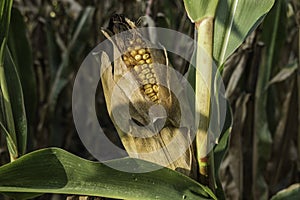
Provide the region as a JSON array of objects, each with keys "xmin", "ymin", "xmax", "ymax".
[{"xmin": 100, "ymin": 15, "xmax": 196, "ymax": 177}]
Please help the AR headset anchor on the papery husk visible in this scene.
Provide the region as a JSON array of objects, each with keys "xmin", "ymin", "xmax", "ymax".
[{"xmin": 100, "ymin": 15, "xmax": 196, "ymax": 177}]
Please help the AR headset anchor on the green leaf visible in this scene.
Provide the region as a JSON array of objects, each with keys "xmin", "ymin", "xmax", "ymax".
[
  {"xmin": 0, "ymin": 148, "xmax": 217, "ymax": 200},
  {"xmin": 45, "ymin": 20, "xmax": 61, "ymax": 81},
  {"xmin": 0, "ymin": 0, "xmax": 13, "ymax": 62},
  {"xmin": 48, "ymin": 7, "xmax": 95, "ymax": 115},
  {"xmin": 0, "ymin": 0, "xmax": 18, "ymax": 160},
  {"xmin": 4, "ymin": 47, "xmax": 27, "ymax": 156},
  {"xmin": 212, "ymin": 102, "xmax": 232, "ymax": 199},
  {"xmin": 213, "ymin": 0, "xmax": 275, "ymax": 65},
  {"xmin": 213, "ymin": 103, "xmax": 232, "ymax": 174},
  {"xmin": 270, "ymin": 184, "xmax": 300, "ymax": 200},
  {"xmin": 183, "ymin": 0, "xmax": 219, "ymax": 22},
  {"xmin": 253, "ymin": 0, "xmax": 287, "ymax": 198},
  {"xmin": 8, "ymin": 7, "xmax": 37, "ymax": 127}
]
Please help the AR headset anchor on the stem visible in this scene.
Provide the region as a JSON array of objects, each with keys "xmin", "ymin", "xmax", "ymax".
[{"xmin": 195, "ymin": 17, "xmax": 213, "ymax": 179}]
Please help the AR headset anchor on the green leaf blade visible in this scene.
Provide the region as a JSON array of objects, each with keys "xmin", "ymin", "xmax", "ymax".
[
  {"xmin": 270, "ymin": 184, "xmax": 300, "ymax": 200},
  {"xmin": 253, "ymin": 0, "xmax": 288, "ymax": 198},
  {"xmin": 48, "ymin": 6, "xmax": 95, "ymax": 114},
  {"xmin": 183, "ymin": 0, "xmax": 219, "ymax": 22},
  {"xmin": 213, "ymin": 0, "xmax": 275, "ymax": 65},
  {"xmin": 0, "ymin": 148, "xmax": 217, "ymax": 200},
  {"xmin": 8, "ymin": 8, "xmax": 37, "ymax": 129},
  {"xmin": 4, "ymin": 47, "xmax": 28, "ymax": 156},
  {"xmin": 0, "ymin": 0, "xmax": 19, "ymax": 160}
]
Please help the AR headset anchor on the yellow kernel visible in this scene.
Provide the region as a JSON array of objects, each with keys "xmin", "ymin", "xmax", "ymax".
[
  {"xmin": 127, "ymin": 47, "xmax": 132, "ymax": 51},
  {"xmin": 146, "ymin": 73, "xmax": 153, "ymax": 79},
  {"xmin": 142, "ymin": 53, "xmax": 150, "ymax": 60},
  {"xmin": 138, "ymin": 49, "xmax": 146, "ymax": 55},
  {"xmin": 141, "ymin": 64, "xmax": 148, "ymax": 69},
  {"xmin": 145, "ymin": 88, "xmax": 153, "ymax": 94},
  {"xmin": 153, "ymin": 85, "xmax": 159, "ymax": 92},
  {"xmin": 124, "ymin": 60, "xmax": 130, "ymax": 66},
  {"xmin": 149, "ymin": 64, "xmax": 154, "ymax": 68},
  {"xmin": 146, "ymin": 58, "xmax": 152, "ymax": 64},
  {"xmin": 128, "ymin": 57, "xmax": 135, "ymax": 64},
  {"xmin": 147, "ymin": 92, "xmax": 155, "ymax": 97},
  {"xmin": 149, "ymin": 78, "xmax": 156, "ymax": 84},
  {"xmin": 141, "ymin": 68, "xmax": 150, "ymax": 75},
  {"xmin": 150, "ymin": 95, "xmax": 158, "ymax": 101},
  {"xmin": 144, "ymin": 84, "xmax": 152, "ymax": 89},
  {"xmin": 130, "ymin": 50, "xmax": 137, "ymax": 57},
  {"xmin": 134, "ymin": 65, "xmax": 140, "ymax": 72},
  {"xmin": 123, "ymin": 55, "xmax": 128, "ymax": 61},
  {"xmin": 134, "ymin": 54, "xmax": 142, "ymax": 61},
  {"xmin": 129, "ymin": 40, "xmax": 134, "ymax": 45},
  {"xmin": 142, "ymin": 79, "xmax": 149, "ymax": 85},
  {"xmin": 138, "ymin": 60, "xmax": 145, "ymax": 65},
  {"xmin": 139, "ymin": 74, "xmax": 145, "ymax": 79}
]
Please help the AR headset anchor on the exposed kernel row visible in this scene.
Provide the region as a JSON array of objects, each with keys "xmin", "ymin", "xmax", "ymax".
[{"xmin": 121, "ymin": 39, "xmax": 159, "ymax": 103}]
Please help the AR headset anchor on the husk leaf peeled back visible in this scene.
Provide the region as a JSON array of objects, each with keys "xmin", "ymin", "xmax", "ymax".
[{"xmin": 100, "ymin": 14, "xmax": 196, "ymax": 177}]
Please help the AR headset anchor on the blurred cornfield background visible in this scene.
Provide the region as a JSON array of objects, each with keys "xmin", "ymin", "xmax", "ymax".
[{"xmin": 0, "ymin": 0, "xmax": 299, "ymax": 199}]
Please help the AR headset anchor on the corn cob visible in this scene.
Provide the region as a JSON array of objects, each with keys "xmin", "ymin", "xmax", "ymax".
[
  {"xmin": 122, "ymin": 43, "xmax": 159, "ymax": 103},
  {"xmin": 102, "ymin": 14, "xmax": 171, "ymax": 104}
]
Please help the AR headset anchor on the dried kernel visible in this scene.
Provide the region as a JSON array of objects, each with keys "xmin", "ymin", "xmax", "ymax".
[
  {"xmin": 144, "ymin": 84, "xmax": 152, "ymax": 89},
  {"xmin": 139, "ymin": 74, "xmax": 145, "ymax": 79},
  {"xmin": 130, "ymin": 50, "xmax": 137, "ymax": 56},
  {"xmin": 124, "ymin": 60, "xmax": 130, "ymax": 66},
  {"xmin": 145, "ymin": 88, "xmax": 153, "ymax": 94},
  {"xmin": 138, "ymin": 60, "xmax": 145, "ymax": 65},
  {"xmin": 134, "ymin": 65, "xmax": 140, "ymax": 72},
  {"xmin": 141, "ymin": 64, "xmax": 148, "ymax": 69},
  {"xmin": 134, "ymin": 54, "xmax": 142, "ymax": 61},
  {"xmin": 128, "ymin": 57, "xmax": 135, "ymax": 64},
  {"xmin": 123, "ymin": 55, "xmax": 128, "ymax": 61},
  {"xmin": 149, "ymin": 78, "xmax": 156, "ymax": 84},
  {"xmin": 142, "ymin": 53, "xmax": 150, "ymax": 60},
  {"xmin": 146, "ymin": 58, "xmax": 152, "ymax": 64},
  {"xmin": 147, "ymin": 92, "xmax": 155, "ymax": 97},
  {"xmin": 141, "ymin": 68, "xmax": 150, "ymax": 75},
  {"xmin": 142, "ymin": 79, "xmax": 149, "ymax": 85},
  {"xmin": 153, "ymin": 85, "xmax": 159, "ymax": 92},
  {"xmin": 145, "ymin": 73, "xmax": 153, "ymax": 79},
  {"xmin": 150, "ymin": 95, "xmax": 158, "ymax": 101},
  {"xmin": 138, "ymin": 49, "xmax": 146, "ymax": 55}
]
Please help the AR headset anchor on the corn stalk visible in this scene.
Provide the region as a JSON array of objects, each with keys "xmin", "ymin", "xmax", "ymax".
[{"xmin": 183, "ymin": 0, "xmax": 219, "ymax": 184}]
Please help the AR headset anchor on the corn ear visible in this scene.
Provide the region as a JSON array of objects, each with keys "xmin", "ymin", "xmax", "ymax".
[{"xmin": 100, "ymin": 14, "xmax": 196, "ymax": 177}]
